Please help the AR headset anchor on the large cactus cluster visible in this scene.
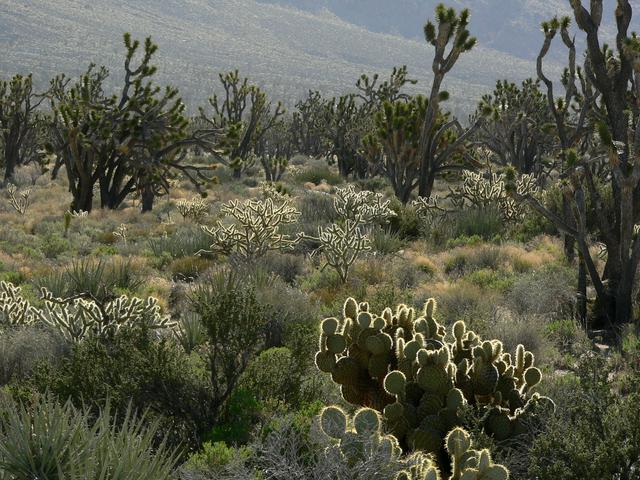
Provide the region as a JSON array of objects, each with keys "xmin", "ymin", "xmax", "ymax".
[
  {"xmin": 0, "ymin": 281, "xmax": 175, "ymax": 342},
  {"xmin": 201, "ymin": 197, "xmax": 301, "ymax": 260},
  {"xmin": 319, "ymin": 406, "xmax": 508, "ymax": 480},
  {"xmin": 316, "ymin": 297, "xmax": 553, "ymax": 463}
]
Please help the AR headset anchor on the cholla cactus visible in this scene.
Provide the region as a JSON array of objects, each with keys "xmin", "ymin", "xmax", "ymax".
[
  {"xmin": 201, "ymin": 197, "xmax": 301, "ymax": 260},
  {"xmin": 260, "ymin": 181, "xmax": 288, "ymax": 201},
  {"xmin": 413, "ymin": 170, "xmax": 538, "ymax": 224},
  {"xmin": 113, "ymin": 223, "xmax": 128, "ymax": 245},
  {"xmin": 176, "ymin": 196, "xmax": 209, "ymax": 222},
  {"xmin": 38, "ymin": 290, "xmax": 175, "ymax": 343},
  {"xmin": 412, "ymin": 195, "xmax": 451, "ymax": 226},
  {"xmin": 306, "ymin": 187, "xmax": 395, "ymax": 282},
  {"xmin": 0, "ymin": 281, "xmax": 175, "ymax": 342},
  {"xmin": 315, "ymin": 297, "xmax": 553, "ymax": 463},
  {"xmin": 0, "ymin": 281, "xmax": 37, "ymax": 325},
  {"xmin": 6, "ymin": 183, "xmax": 31, "ymax": 215},
  {"xmin": 333, "ymin": 185, "xmax": 395, "ymax": 225},
  {"xmin": 312, "ymin": 223, "xmax": 371, "ymax": 283}
]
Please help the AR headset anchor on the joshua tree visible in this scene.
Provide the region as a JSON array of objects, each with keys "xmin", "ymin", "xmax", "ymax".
[
  {"xmin": 49, "ymin": 35, "xmax": 219, "ymax": 213},
  {"xmin": 508, "ymin": 2, "xmax": 640, "ymax": 329},
  {"xmin": 474, "ymin": 79, "xmax": 555, "ymax": 177},
  {"xmin": 0, "ymin": 74, "xmax": 46, "ymax": 183},
  {"xmin": 199, "ymin": 70, "xmax": 284, "ymax": 178},
  {"xmin": 291, "ymin": 90, "xmax": 328, "ymax": 157},
  {"xmin": 322, "ymin": 94, "xmax": 370, "ymax": 179},
  {"xmin": 255, "ymin": 116, "xmax": 293, "ymax": 182},
  {"xmin": 363, "ymin": 96, "xmax": 428, "ymax": 203},
  {"xmin": 416, "ymin": 4, "xmax": 482, "ymax": 199},
  {"xmin": 48, "ymin": 64, "xmax": 112, "ymax": 212}
]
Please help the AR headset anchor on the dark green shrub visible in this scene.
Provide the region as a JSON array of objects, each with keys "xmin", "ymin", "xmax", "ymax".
[
  {"xmin": 0, "ymin": 326, "xmax": 68, "ymax": 386},
  {"xmin": 169, "ymin": 256, "xmax": 212, "ymax": 281},
  {"xmin": 294, "ymin": 165, "xmax": 343, "ymax": 186},
  {"xmin": 188, "ymin": 270, "xmax": 269, "ymax": 423},
  {"xmin": 528, "ymin": 354, "xmax": 640, "ymax": 479},
  {"xmin": 29, "ymin": 327, "xmax": 215, "ymax": 451},
  {"xmin": 387, "ymin": 199, "xmax": 421, "ymax": 239}
]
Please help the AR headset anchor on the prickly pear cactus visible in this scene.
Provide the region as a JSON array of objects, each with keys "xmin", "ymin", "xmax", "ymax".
[
  {"xmin": 315, "ymin": 297, "xmax": 554, "ymax": 459},
  {"xmin": 445, "ymin": 428, "xmax": 509, "ymax": 480},
  {"xmin": 320, "ymin": 406, "xmax": 403, "ymax": 466}
]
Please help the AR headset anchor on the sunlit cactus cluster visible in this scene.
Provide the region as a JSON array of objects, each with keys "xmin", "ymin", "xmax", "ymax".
[
  {"xmin": 316, "ymin": 297, "xmax": 553, "ymax": 467},
  {"xmin": 307, "ymin": 185, "xmax": 395, "ymax": 282},
  {"xmin": 0, "ymin": 281, "xmax": 175, "ymax": 342},
  {"xmin": 201, "ymin": 197, "xmax": 301, "ymax": 260}
]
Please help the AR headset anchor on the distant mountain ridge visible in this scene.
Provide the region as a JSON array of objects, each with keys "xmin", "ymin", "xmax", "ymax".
[
  {"xmin": 0, "ymin": 0, "xmax": 594, "ymax": 115},
  {"xmin": 257, "ymin": 0, "xmax": 633, "ymax": 61}
]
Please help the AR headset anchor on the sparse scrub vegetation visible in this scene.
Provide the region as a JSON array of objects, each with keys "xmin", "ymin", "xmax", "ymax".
[{"xmin": 1, "ymin": 1, "xmax": 640, "ymax": 478}]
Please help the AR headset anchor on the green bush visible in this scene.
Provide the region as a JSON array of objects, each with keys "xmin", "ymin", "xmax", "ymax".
[
  {"xmin": 294, "ymin": 165, "xmax": 343, "ymax": 186},
  {"xmin": 28, "ymin": 327, "xmax": 215, "ymax": 451},
  {"xmin": 528, "ymin": 354, "xmax": 640, "ymax": 479},
  {"xmin": 371, "ymin": 227, "xmax": 405, "ymax": 254},
  {"xmin": 169, "ymin": 255, "xmax": 212, "ymax": 281},
  {"xmin": 0, "ymin": 326, "xmax": 68, "ymax": 386}
]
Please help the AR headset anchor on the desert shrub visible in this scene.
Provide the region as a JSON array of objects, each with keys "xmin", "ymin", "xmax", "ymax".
[
  {"xmin": 545, "ymin": 318, "xmax": 588, "ymax": 353},
  {"xmin": 527, "ymin": 354, "xmax": 640, "ymax": 480},
  {"xmin": 430, "ymin": 282, "xmax": 497, "ymax": 330},
  {"xmin": 148, "ymin": 226, "xmax": 212, "ymax": 259},
  {"xmin": 188, "ymin": 270, "xmax": 269, "ymax": 424},
  {"xmin": 238, "ymin": 347, "xmax": 306, "ymax": 406},
  {"xmin": 169, "ymin": 256, "xmax": 212, "ymax": 281},
  {"xmin": 444, "ymin": 246, "xmax": 502, "ymax": 277},
  {"xmin": 387, "ymin": 200, "xmax": 421, "ymax": 239},
  {"xmin": 370, "ymin": 227, "xmax": 405, "ymax": 254},
  {"xmin": 506, "ymin": 264, "xmax": 575, "ymax": 319},
  {"xmin": 296, "ymin": 191, "xmax": 338, "ymax": 225},
  {"xmin": 466, "ymin": 269, "xmax": 514, "ymax": 292},
  {"xmin": 452, "ymin": 206, "xmax": 504, "ymax": 240},
  {"xmin": 261, "ymin": 252, "xmax": 306, "ymax": 284},
  {"xmin": 0, "ymin": 326, "xmax": 68, "ymax": 385},
  {"xmin": 425, "ymin": 207, "xmax": 503, "ymax": 246},
  {"xmin": 28, "ymin": 327, "xmax": 215, "ymax": 451},
  {"xmin": 482, "ymin": 309, "xmax": 557, "ymax": 365},
  {"xmin": 32, "ymin": 271, "xmax": 68, "ymax": 297},
  {"xmin": 294, "ymin": 165, "xmax": 343, "ymax": 186},
  {"xmin": 39, "ymin": 232, "xmax": 71, "ymax": 259},
  {"xmin": 0, "ymin": 394, "xmax": 178, "ymax": 479},
  {"xmin": 182, "ymin": 440, "xmax": 252, "ymax": 473},
  {"xmin": 255, "ymin": 275, "xmax": 320, "ymax": 360},
  {"xmin": 174, "ymin": 312, "xmax": 207, "ymax": 354},
  {"xmin": 60, "ymin": 257, "xmax": 144, "ymax": 301}
]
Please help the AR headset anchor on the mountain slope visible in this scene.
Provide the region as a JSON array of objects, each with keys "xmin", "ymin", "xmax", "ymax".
[
  {"xmin": 257, "ymin": 0, "xmax": 634, "ymax": 61},
  {"xmin": 0, "ymin": 0, "xmax": 559, "ymax": 114}
]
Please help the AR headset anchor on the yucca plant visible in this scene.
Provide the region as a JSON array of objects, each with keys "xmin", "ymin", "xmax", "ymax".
[{"xmin": 0, "ymin": 394, "xmax": 178, "ymax": 479}]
